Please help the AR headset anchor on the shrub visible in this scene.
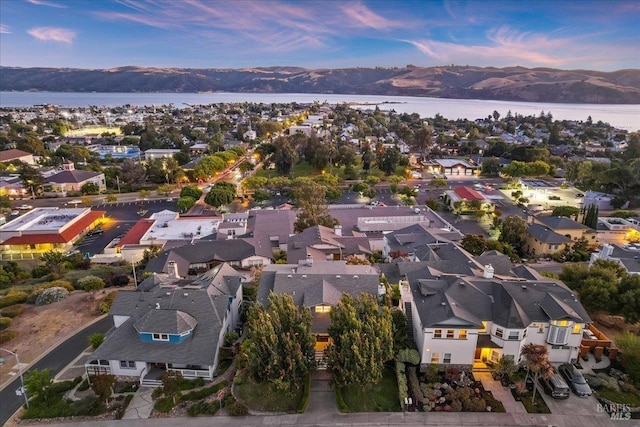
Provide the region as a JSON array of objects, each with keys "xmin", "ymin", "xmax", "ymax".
[
  {"xmin": 224, "ymin": 331, "xmax": 239, "ymax": 347},
  {"xmin": 89, "ymin": 332, "xmax": 105, "ymax": 349},
  {"xmin": 0, "ymin": 291, "xmax": 29, "ymax": 308},
  {"xmin": 180, "ymin": 377, "xmax": 205, "ymax": 390},
  {"xmin": 99, "ymin": 291, "xmax": 117, "ymax": 314},
  {"xmin": 335, "ymin": 387, "xmax": 350, "ymax": 413},
  {"xmin": 0, "ymin": 329, "xmax": 16, "ymax": 343},
  {"xmin": 29, "ymin": 280, "xmax": 75, "ymax": 303},
  {"xmin": 297, "ymin": 374, "xmax": 311, "ymax": 413},
  {"xmin": 69, "ymin": 395, "xmax": 103, "ymax": 416},
  {"xmin": 115, "ymin": 395, "xmax": 133, "ymax": 419},
  {"xmin": 181, "ymin": 380, "xmax": 228, "ymax": 401},
  {"xmin": 225, "ymin": 397, "xmax": 248, "ymax": 416},
  {"xmin": 77, "ymin": 275, "xmax": 105, "ymax": 292},
  {"xmin": 78, "ymin": 379, "xmax": 90, "ymax": 392},
  {"xmin": 35, "ymin": 287, "xmax": 69, "ymax": 306},
  {"xmin": 31, "ymin": 265, "xmax": 51, "ymax": 278},
  {"xmin": 407, "ymin": 366, "xmax": 427, "ymax": 407},
  {"xmin": 0, "ymin": 316, "xmax": 12, "ymax": 330},
  {"xmin": 1, "ymin": 304, "xmax": 25, "ymax": 318},
  {"xmin": 154, "ymin": 397, "xmax": 174, "ymax": 413},
  {"xmin": 107, "ymin": 275, "xmax": 130, "ymax": 287},
  {"xmin": 396, "ymin": 348, "xmax": 420, "ymax": 365},
  {"xmin": 187, "ymin": 401, "xmax": 219, "ymax": 416}
]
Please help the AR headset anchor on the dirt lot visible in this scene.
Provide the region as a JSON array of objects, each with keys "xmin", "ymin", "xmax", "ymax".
[{"xmin": 0, "ymin": 289, "xmax": 117, "ymax": 386}]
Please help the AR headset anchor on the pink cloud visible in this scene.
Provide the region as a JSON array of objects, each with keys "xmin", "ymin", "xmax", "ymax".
[
  {"xmin": 339, "ymin": 2, "xmax": 405, "ymax": 30},
  {"xmin": 0, "ymin": 25, "xmax": 10, "ymax": 34},
  {"xmin": 25, "ymin": 0, "xmax": 67, "ymax": 8},
  {"xmin": 27, "ymin": 26, "xmax": 76, "ymax": 44}
]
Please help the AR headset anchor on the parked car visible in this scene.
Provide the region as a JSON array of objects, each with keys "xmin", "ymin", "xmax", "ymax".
[
  {"xmin": 575, "ymin": 193, "xmax": 585, "ymax": 198},
  {"xmin": 558, "ymin": 363, "xmax": 592, "ymax": 397},
  {"xmin": 17, "ymin": 204, "xmax": 33, "ymax": 210},
  {"xmin": 539, "ymin": 372, "xmax": 570, "ymax": 399}
]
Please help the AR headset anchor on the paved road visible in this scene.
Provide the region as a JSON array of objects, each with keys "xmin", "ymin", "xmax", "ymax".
[{"xmin": 0, "ymin": 316, "xmax": 112, "ymax": 426}]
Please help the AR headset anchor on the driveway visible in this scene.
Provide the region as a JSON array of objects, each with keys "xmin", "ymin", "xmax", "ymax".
[{"xmin": 539, "ymin": 389, "xmax": 608, "ymax": 419}]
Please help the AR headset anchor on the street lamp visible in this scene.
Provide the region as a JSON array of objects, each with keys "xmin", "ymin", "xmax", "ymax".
[{"xmin": 0, "ymin": 347, "xmax": 29, "ymax": 408}]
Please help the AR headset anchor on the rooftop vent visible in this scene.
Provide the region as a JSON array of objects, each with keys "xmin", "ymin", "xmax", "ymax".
[
  {"xmin": 441, "ymin": 302, "xmax": 446, "ymax": 306},
  {"xmin": 521, "ymin": 285, "xmax": 528, "ymax": 290},
  {"xmin": 353, "ymin": 275, "xmax": 359, "ymax": 279},
  {"xmin": 183, "ymin": 293, "xmax": 188, "ymax": 297},
  {"xmin": 336, "ymin": 275, "xmax": 341, "ymax": 278},
  {"xmin": 302, "ymin": 275, "xmax": 307, "ymax": 278},
  {"xmin": 155, "ymin": 303, "xmax": 160, "ymax": 310},
  {"xmin": 287, "ymin": 274, "xmax": 292, "ymax": 278}
]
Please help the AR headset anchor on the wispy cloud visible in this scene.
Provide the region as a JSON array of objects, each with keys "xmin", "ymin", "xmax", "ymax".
[
  {"xmin": 27, "ymin": 26, "xmax": 76, "ymax": 44},
  {"xmin": 402, "ymin": 26, "xmax": 583, "ymax": 68},
  {"xmin": 26, "ymin": 0, "xmax": 67, "ymax": 8},
  {"xmin": 0, "ymin": 24, "xmax": 10, "ymax": 34},
  {"xmin": 339, "ymin": 1, "xmax": 405, "ymax": 30}
]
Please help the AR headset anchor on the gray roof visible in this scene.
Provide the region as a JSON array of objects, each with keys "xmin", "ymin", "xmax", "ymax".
[
  {"xmin": 134, "ymin": 310, "xmax": 198, "ymax": 334},
  {"xmin": 91, "ymin": 263, "xmax": 243, "ymax": 366},
  {"xmin": 527, "ymin": 223, "xmax": 572, "ymax": 244},
  {"xmin": 536, "ymin": 216, "xmax": 590, "ymax": 231},
  {"xmin": 47, "ymin": 170, "xmax": 101, "ymax": 184},
  {"xmin": 257, "ymin": 261, "xmax": 380, "ymax": 332},
  {"xmin": 145, "ymin": 239, "xmax": 262, "ymax": 276},
  {"xmin": 385, "ymin": 223, "xmax": 448, "ymax": 256}
]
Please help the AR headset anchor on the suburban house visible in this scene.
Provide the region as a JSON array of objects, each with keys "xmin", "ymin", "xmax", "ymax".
[
  {"xmin": 422, "ymin": 159, "xmax": 478, "ymax": 176},
  {"xmin": 257, "ymin": 260, "xmax": 383, "ymax": 356},
  {"xmin": 287, "ymin": 225, "xmax": 372, "ymax": 264},
  {"xmin": 85, "ymin": 262, "xmax": 243, "ymax": 384},
  {"xmin": 444, "ymin": 186, "xmax": 495, "ymax": 214},
  {"xmin": 145, "ymin": 239, "xmax": 272, "ymax": 277},
  {"xmin": 44, "ymin": 161, "xmax": 106, "ymax": 195},
  {"xmin": 383, "ymin": 245, "xmax": 592, "ymax": 371},
  {"xmin": 382, "ymin": 223, "xmax": 461, "ymax": 262},
  {"xmin": 596, "ymin": 217, "xmax": 640, "ymax": 244},
  {"xmin": 590, "ymin": 243, "xmax": 640, "ymax": 275},
  {"xmin": 525, "ymin": 216, "xmax": 598, "ymax": 256},
  {"xmin": 0, "ymin": 207, "xmax": 105, "ymax": 260},
  {"xmin": 0, "ymin": 175, "xmax": 30, "ymax": 199},
  {"xmin": 0, "ymin": 149, "xmax": 36, "ymax": 165}
]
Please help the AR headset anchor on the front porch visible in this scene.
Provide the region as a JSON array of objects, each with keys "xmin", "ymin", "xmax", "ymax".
[{"xmin": 473, "ymin": 334, "xmax": 502, "ymax": 372}]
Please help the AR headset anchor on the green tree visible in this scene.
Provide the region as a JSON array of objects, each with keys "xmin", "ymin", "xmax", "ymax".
[
  {"xmin": 80, "ymin": 182, "xmax": 100, "ymax": 195},
  {"xmin": 617, "ymin": 275, "xmax": 640, "ymax": 323},
  {"xmin": 161, "ymin": 371, "xmax": 184, "ymax": 404},
  {"xmin": 180, "ymin": 185, "xmax": 202, "ymax": 200},
  {"xmin": 204, "ymin": 182, "xmax": 236, "ymax": 208},
  {"xmin": 272, "ymin": 138, "xmax": 297, "ymax": 176},
  {"xmin": 176, "ymin": 196, "xmax": 196, "ymax": 212},
  {"xmin": 157, "ymin": 184, "xmax": 175, "ymax": 196},
  {"xmin": 615, "ymin": 331, "xmax": 640, "ymax": 384},
  {"xmin": 24, "ymin": 368, "xmax": 54, "ymax": 404},
  {"xmin": 480, "ymin": 158, "xmax": 501, "ymax": 176},
  {"xmin": 242, "ymin": 294, "xmax": 316, "ymax": 393},
  {"xmin": 120, "ymin": 159, "xmax": 147, "ymax": 190},
  {"xmin": 292, "ymin": 180, "xmax": 338, "ymax": 232},
  {"xmin": 326, "ymin": 293, "xmax": 394, "ymax": 387},
  {"xmin": 499, "ymin": 216, "xmax": 527, "ymax": 254},
  {"xmin": 411, "ymin": 124, "xmax": 433, "ymax": 161},
  {"xmin": 460, "ymin": 234, "xmax": 488, "ymax": 255},
  {"xmin": 39, "ymin": 250, "xmax": 67, "ymax": 276},
  {"xmin": 379, "ymin": 146, "xmax": 402, "ymax": 175}
]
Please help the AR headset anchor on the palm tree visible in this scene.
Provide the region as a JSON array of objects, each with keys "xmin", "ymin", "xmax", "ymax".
[
  {"xmin": 520, "ymin": 343, "xmax": 553, "ymax": 404},
  {"xmin": 492, "ymin": 356, "xmax": 517, "ymax": 385}
]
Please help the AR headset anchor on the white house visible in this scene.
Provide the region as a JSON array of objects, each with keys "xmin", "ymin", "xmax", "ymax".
[{"xmin": 85, "ymin": 263, "xmax": 243, "ymax": 385}]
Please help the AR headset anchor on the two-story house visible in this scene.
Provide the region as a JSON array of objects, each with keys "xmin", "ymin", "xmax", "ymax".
[{"xmin": 85, "ymin": 262, "xmax": 243, "ymax": 385}]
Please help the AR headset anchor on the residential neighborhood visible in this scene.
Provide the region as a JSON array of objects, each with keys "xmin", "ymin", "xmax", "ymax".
[{"xmin": 0, "ymin": 100, "xmax": 638, "ymax": 424}]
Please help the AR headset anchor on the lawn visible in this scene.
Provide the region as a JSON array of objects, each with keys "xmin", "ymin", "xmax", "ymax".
[
  {"xmin": 517, "ymin": 391, "xmax": 551, "ymax": 414},
  {"xmin": 234, "ymin": 371, "xmax": 303, "ymax": 412},
  {"xmin": 339, "ymin": 367, "xmax": 401, "ymax": 412},
  {"xmin": 595, "ymin": 387, "xmax": 640, "ymax": 407}
]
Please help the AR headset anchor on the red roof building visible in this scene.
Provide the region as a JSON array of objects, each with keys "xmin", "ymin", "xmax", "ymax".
[{"xmin": 454, "ymin": 186, "xmax": 485, "ymax": 201}]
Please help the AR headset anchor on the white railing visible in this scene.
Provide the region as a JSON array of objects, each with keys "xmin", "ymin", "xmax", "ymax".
[
  {"xmin": 139, "ymin": 366, "xmax": 147, "ymax": 386},
  {"xmin": 169, "ymin": 368, "xmax": 211, "ymax": 379}
]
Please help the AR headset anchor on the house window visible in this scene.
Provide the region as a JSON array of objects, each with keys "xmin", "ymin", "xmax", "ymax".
[
  {"xmin": 495, "ymin": 327, "xmax": 504, "ymax": 338},
  {"xmin": 431, "ymin": 353, "xmax": 440, "ymax": 364},
  {"xmin": 119, "ymin": 360, "xmax": 136, "ymax": 369},
  {"xmin": 443, "ymin": 353, "xmax": 451, "ymax": 364},
  {"xmin": 572, "ymin": 324, "xmax": 581, "ymax": 334},
  {"xmin": 434, "ymin": 329, "xmax": 442, "ymax": 339},
  {"xmin": 490, "ymin": 350, "xmax": 500, "ymax": 363},
  {"xmin": 508, "ymin": 331, "xmax": 520, "ymax": 340},
  {"xmin": 547, "ymin": 324, "xmax": 569, "ymax": 345},
  {"xmin": 315, "ymin": 306, "xmax": 331, "ymax": 313},
  {"xmin": 152, "ymin": 333, "xmax": 169, "ymax": 341},
  {"xmin": 458, "ymin": 330, "xmax": 467, "ymax": 339},
  {"xmin": 446, "ymin": 329, "xmax": 455, "ymax": 339}
]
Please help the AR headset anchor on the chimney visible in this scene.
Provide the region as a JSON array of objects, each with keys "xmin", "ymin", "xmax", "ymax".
[
  {"xmin": 306, "ymin": 254, "xmax": 313, "ymax": 266},
  {"xmin": 334, "ymin": 225, "xmax": 342, "ymax": 237},
  {"xmin": 168, "ymin": 261, "xmax": 179, "ymax": 279},
  {"xmin": 483, "ymin": 264, "xmax": 494, "ymax": 279},
  {"xmin": 526, "ymin": 214, "xmax": 534, "ymax": 225}
]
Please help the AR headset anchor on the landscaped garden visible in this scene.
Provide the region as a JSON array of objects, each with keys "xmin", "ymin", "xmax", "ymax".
[{"xmin": 233, "ymin": 369, "xmax": 305, "ymax": 413}]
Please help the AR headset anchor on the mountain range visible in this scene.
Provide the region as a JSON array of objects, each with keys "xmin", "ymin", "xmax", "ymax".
[{"xmin": 1, "ymin": 65, "xmax": 639, "ymax": 104}]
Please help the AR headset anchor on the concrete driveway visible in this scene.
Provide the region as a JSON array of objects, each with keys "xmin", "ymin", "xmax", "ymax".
[{"xmin": 540, "ymin": 389, "xmax": 608, "ymax": 419}]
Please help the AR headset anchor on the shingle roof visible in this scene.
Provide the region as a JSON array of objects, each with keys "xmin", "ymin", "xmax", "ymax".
[
  {"xmin": 527, "ymin": 223, "xmax": 572, "ymax": 243},
  {"xmin": 134, "ymin": 309, "xmax": 198, "ymax": 335},
  {"xmin": 454, "ymin": 186, "xmax": 484, "ymax": 201},
  {"xmin": 0, "ymin": 149, "xmax": 32, "ymax": 162},
  {"xmin": 47, "ymin": 170, "xmax": 102, "ymax": 184},
  {"xmin": 536, "ymin": 216, "xmax": 590, "ymax": 231}
]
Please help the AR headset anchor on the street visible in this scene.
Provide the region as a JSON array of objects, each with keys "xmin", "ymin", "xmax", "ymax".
[{"xmin": 0, "ymin": 316, "xmax": 112, "ymax": 426}]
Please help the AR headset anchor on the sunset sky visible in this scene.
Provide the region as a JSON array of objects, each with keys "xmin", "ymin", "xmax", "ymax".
[{"xmin": 1, "ymin": 0, "xmax": 638, "ymax": 70}]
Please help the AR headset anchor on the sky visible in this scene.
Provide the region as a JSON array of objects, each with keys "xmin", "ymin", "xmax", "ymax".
[{"xmin": 0, "ymin": 0, "xmax": 639, "ymax": 71}]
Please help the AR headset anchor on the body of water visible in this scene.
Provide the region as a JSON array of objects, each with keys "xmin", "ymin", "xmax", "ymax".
[{"xmin": 1, "ymin": 92, "xmax": 638, "ymax": 131}]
